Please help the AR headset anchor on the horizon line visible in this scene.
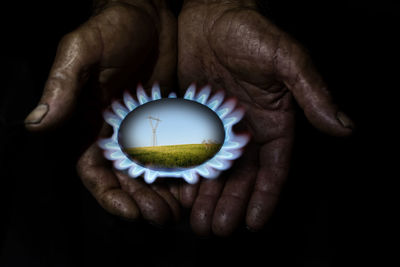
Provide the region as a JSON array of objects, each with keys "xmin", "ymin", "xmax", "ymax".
[{"xmin": 126, "ymin": 143, "xmax": 222, "ymax": 149}]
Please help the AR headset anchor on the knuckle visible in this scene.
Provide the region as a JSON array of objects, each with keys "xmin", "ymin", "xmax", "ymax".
[
  {"xmin": 60, "ymin": 31, "xmax": 84, "ymax": 48},
  {"xmin": 76, "ymin": 157, "xmax": 85, "ymax": 178},
  {"xmin": 99, "ymin": 3, "xmax": 156, "ymax": 29},
  {"xmin": 212, "ymin": 214, "xmax": 228, "ymax": 236},
  {"xmin": 191, "ymin": 205, "xmax": 208, "ymax": 226},
  {"xmin": 135, "ymin": 189, "xmax": 169, "ymax": 223},
  {"xmin": 276, "ymin": 36, "xmax": 312, "ymax": 77},
  {"xmin": 100, "ymin": 190, "xmax": 139, "ymax": 220},
  {"xmin": 246, "ymin": 207, "xmax": 264, "ymax": 230},
  {"xmin": 76, "ymin": 153, "xmax": 90, "ymax": 178}
]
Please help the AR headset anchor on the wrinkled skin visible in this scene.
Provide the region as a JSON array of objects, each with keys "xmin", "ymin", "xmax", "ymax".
[
  {"xmin": 25, "ymin": 0, "xmax": 182, "ymax": 225},
  {"xmin": 176, "ymin": 0, "xmax": 354, "ymax": 236},
  {"xmin": 24, "ymin": 0, "xmax": 354, "ymax": 235}
]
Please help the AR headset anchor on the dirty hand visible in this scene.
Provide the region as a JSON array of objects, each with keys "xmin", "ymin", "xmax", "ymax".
[
  {"xmin": 177, "ymin": 0, "xmax": 354, "ymax": 236},
  {"xmin": 24, "ymin": 0, "xmax": 181, "ymax": 225}
]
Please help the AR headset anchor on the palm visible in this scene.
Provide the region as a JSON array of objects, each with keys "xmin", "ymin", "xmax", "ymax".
[
  {"xmin": 178, "ymin": 2, "xmax": 352, "ymax": 236},
  {"xmin": 178, "ymin": 3, "xmax": 294, "ymax": 150}
]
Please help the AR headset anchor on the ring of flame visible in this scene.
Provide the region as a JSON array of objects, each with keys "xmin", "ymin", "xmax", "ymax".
[{"xmin": 99, "ymin": 84, "xmax": 249, "ymax": 184}]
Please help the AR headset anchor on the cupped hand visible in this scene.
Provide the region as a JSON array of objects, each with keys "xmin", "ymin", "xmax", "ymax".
[
  {"xmin": 24, "ymin": 0, "xmax": 181, "ymax": 225},
  {"xmin": 177, "ymin": 0, "xmax": 354, "ymax": 236}
]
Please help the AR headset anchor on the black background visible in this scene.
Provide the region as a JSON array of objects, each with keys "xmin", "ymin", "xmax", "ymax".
[{"xmin": 0, "ymin": 0, "xmax": 396, "ymax": 266}]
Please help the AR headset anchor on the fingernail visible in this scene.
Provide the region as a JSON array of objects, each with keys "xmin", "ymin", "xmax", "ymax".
[
  {"xmin": 24, "ymin": 104, "xmax": 48, "ymax": 124},
  {"xmin": 336, "ymin": 111, "xmax": 354, "ymax": 129}
]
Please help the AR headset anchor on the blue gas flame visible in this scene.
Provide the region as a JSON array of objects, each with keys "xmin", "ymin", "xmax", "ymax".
[{"xmin": 99, "ymin": 84, "xmax": 249, "ymax": 184}]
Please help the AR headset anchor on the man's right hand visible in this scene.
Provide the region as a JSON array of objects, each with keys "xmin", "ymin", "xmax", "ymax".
[{"xmin": 24, "ymin": 0, "xmax": 182, "ymax": 225}]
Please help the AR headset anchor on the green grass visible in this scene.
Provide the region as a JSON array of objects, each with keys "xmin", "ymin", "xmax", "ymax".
[{"xmin": 124, "ymin": 144, "xmax": 222, "ymax": 169}]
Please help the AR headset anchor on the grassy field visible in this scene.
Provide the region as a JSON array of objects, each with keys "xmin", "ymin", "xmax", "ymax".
[{"xmin": 124, "ymin": 144, "xmax": 222, "ymax": 169}]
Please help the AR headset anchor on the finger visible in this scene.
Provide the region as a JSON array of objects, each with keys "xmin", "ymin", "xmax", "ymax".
[
  {"xmin": 190, "ymin": 178, "xmax": 225, "ymax": 236},
  {"xmin": 115, "ymin": 173, "xmax": 173, "ymax": 226},
  {"xmin": 151, "ymin": 183, "xmax": 181, "ymax": 222},
  {"xmin": 77, "ymin": 143, "xmax": 140, "ymax": 220},
  {"xmin": 212, "ymin": 144, "xmax": 258, "ymax": 236},
  {"xmin": 25, "ymin": 25, "xmax": 102, "ymax": 131},
  {"xmin": 179, "ymin": 182, "xmax": 200, "ymax": 208},
  {"xmin": 246, "ymin": 137, "xmax": 293, "ymax": 231},
  {"xmin": 276, "ymin": 38, "xmax": 354, "ymax": 136}
]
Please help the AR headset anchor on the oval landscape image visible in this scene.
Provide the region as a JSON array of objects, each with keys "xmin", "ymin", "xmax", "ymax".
[{"xmin": 118, "ymin": 98, "xmax": 225, "ymax": 170}]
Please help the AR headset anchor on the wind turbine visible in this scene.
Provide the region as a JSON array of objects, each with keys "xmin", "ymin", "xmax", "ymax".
[{"xmin": 148, "ymin": 116, "xmax": 161, "ymax": 147}]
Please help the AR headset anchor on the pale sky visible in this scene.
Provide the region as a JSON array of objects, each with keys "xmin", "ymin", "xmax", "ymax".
[{"xmin": 118, "ymin": 99, "xmax": 225, "ymax": 148}]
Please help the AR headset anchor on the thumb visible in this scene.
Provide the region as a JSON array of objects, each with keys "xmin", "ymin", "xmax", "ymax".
[
  {"xmin": 277, "ymin": 40, "xmax": 354, "ymax": 136},
  {"xmin": 24, "ymin": 26, "xmax": 102, "ymax": 131}
]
